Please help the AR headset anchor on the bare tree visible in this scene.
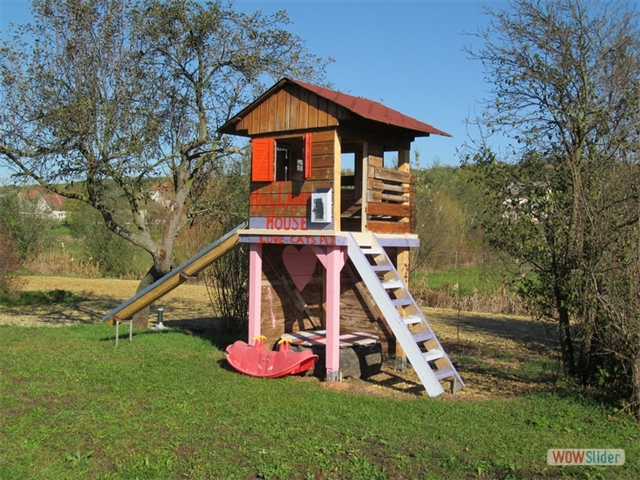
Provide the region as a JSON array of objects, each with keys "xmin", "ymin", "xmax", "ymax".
[
  {"xmin": 463, "ymin": 0, "xmax": 640, "ymax": 413},
  {"xmin": 0, "ymin": 0, "xmax": 330, "ymax": 327}
]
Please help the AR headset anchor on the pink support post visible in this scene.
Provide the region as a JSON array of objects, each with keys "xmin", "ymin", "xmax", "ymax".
[
  {"xmin": 324, "ymin": 245, "xmax": 346, "ymax": 381},
  {"xmin": 248, "ymin": 243, "xmax": 263, "ymax": 345}
]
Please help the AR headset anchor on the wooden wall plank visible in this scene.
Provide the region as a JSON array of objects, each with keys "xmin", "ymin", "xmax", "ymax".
[
  {"xmin": 367, "ymin": 221, "xmax": 411, "ymax": 234},
  {"xmin": 318, "ymin": 96, "xmax": 328, "ymax": 126},
  {"xmin": 250, "ymin": 189, "xmax": 312, "ymax": 207},
  {"xmin": 250, "ymin": 205, "xmax": 309, "ymax": 217},
  {"xmin": 290, "ymin": 89, "xmax": 299, "ymax": 132},
  {"xmin": 276, "ymin": 89, "xmax": 286, "ymax": 132},
  {"xmin": 312, "ymin": 142, "xmax": 334, "ymax": 156},
  {"xmin": 367, "ymin": 191, "xmax": 410, "ymax": 203},
  {"xmin": 250, "ymin": 181, "xmax": 332, "ymax": 195},
  {"xmin": 256, "ymin": 100, "xmax": 265, "ymax": 134},
  {"xmin": 366, "ymin": 202, "xmax": 410, "ymax": 217},
  {"xmin": 368, "ymin": 180, "xmax": 410, "ymax": 193},
  {"xmin": 310, "ymin": 154, "xmax": 334, "ymax": 169},
  {"xmin": 267, "ymin": 95, "xmax": 277, "ymax": 132},
  {"xmin": 373, "ymin": 167, "xmax": 412, "ymax": 184},
  {"xmin": 313, "ymin": 130, "xmax": 336, "ymax": 142},
  {"xmin": 310, "ymin": 167, "xmax": 334, "ymax": 181},
  {"xmin": 307, "ymin": 92, "xmax": 318, "ymax": 128},
  {"xmin": 299, "ymin": 88, "xmax": 309, "ymax": 130},
  {"xmin": 327, "ymin": 99, "xmax": 337, "ymax": 120}
]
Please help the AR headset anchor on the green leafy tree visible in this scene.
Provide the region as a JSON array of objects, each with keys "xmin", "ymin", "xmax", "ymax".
[
  {"xmin": 412, "ymin": 160, "xmax": 482, "ymax": 272},
  {"xmin": 0, "ymin": 0, "xmax": 330, "ymax": 327},
  {"xmin": 464, "ymin": 0, "xmax": 640, "ymax": 412}
]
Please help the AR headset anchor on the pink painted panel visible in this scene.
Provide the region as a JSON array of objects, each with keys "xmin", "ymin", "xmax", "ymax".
[
  {"xmin": 312, "ymin": 245, "xmax": 347, "ymax": 271},
  {"xmin": 282, "ymin": 245, "xmax": 317, "ymax": 291}
]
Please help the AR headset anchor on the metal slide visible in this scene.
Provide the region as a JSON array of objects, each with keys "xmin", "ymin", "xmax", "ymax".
[{"xmin": 102, "ymin": 222, "xmax": 246, "ymax": 324}]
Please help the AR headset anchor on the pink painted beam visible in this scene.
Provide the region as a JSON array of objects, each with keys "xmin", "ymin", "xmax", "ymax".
[
  {"xmin": 322, "ymin": 246, "xmax": 347, "ymax": 381},
  {"xmin": 248, "ymin": 243, "xmax": 263, "ymax": 345}
]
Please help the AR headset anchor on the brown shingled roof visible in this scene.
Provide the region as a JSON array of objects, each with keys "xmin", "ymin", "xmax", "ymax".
[{"xmin": 288, "ymin": 78, "xmax": 451, "ymax": 138}]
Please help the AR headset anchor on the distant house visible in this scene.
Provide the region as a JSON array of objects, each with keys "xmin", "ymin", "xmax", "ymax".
[
  {"xmin": 148, "ymin": 183, "xmax": 172, "ymax": 209},
  {"xmin": 17, "ymin": 187, "xmax": 67, "ymax": 221},
  {"xmin": 504, "ymin": 182, "xmax": 550, "ymax": 222}
]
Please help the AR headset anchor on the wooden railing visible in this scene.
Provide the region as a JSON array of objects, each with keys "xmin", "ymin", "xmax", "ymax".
[{"xmin": 366, "ymin": 167, "xmax": 415, "ymax": 234}]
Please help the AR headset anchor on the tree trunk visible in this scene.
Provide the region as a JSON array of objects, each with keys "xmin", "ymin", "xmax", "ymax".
[
  {"xmin": 131, "ymin": 257, "xmax": 172, "ymax": 329},
  {"xmin": 558, "ymin": 306, "xmax": 575, "ymax": 376},
  {"xmin": 633, "ymin": 351, "xmax": 640, "ymax": 420}
]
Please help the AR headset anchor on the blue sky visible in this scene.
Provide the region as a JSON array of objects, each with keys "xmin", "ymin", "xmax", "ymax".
[{"xmin": 0, "ymin": 0, "xmax": 506, "ymax": 180}]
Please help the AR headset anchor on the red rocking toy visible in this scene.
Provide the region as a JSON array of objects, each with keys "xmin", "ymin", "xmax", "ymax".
[{"xmin": 225, "ymin": 336, "xmax": 318, "ymax": 379}]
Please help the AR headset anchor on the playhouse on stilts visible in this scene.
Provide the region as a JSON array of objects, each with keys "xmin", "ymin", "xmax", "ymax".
[
  {"xmin": 102, "ymin": 78, "xmax": 464, "ymax": 396},
  {"xmin": 219, "ymin": 78, "xmax": 464, "ymax": 396}
]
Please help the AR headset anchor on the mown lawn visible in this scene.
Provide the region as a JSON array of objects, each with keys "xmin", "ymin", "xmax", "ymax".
[
  {"xmin": 411, "ymin": 265, "xmax": 496, "ymax": 296},
  {"xmin": 1, "ymin": 324, "xmax": 638, "ymax": 479}
]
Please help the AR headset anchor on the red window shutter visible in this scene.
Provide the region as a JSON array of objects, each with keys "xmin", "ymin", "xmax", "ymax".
[
  {"xmin": 251, "ymin": 138, "xmax": 274, "ymax": 182},
  {"xmin": 303, "ymin": 133, "xmax": 312, "ymax": 180}
]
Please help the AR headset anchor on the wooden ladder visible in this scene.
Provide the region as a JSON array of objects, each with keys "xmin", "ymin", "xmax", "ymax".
[{"xmin": 346, "ymin": 233, "xmax": 464, "ymax": 396}]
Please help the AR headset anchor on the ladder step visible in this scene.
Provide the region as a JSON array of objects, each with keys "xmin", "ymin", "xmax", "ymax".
[
  {"xmin": 371, "ymin": 264, "xmax": 393, "ymax": 272},
  {"xmin": 434, "ymin": 367, "xmax": 456, "ymax": 381},
  {"xmin": 391, "ymin": 297, "xmax": 413, "ymax": 307},
  {"xmin": 381, "ymin": 279, "xmax": 403, "ymax": 290},
  {"xmin": 361, "ymin": 246, "xmax": 383, "ymax": 255},
  {"xmin": 423, "ymin": 349, "xmax": 444, "ymax": 362},
  {"xmin": 412, "ymin": 331, "xmax": 434, "ymax": 342},
  {"xmin": 403, "ymin": 315, "xmax": 422, "ymax": 325}
]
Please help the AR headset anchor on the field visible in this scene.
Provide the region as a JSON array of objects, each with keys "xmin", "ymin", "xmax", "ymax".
[{"xmin": 1, "ymin": 276, "xmax": 638, "ymax": 478}]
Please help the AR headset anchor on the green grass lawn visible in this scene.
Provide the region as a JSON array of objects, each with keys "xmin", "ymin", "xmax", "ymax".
[
  {"xmin": 1, "ymin": 324, "xmax": 638, "ymax": 479},
  {"xmin": 412, "ymin": 265, "xmax": 498, "ymax": 296}
]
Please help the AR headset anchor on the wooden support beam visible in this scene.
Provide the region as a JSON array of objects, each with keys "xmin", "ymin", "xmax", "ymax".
[{"xmin": 333, "ymin": 130, "xmax": 342, "ymax": 231}]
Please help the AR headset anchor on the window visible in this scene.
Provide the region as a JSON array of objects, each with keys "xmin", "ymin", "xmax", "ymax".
[{"xmin": 251, "ymin": 134, "xmax": 311, "ymax": 183}]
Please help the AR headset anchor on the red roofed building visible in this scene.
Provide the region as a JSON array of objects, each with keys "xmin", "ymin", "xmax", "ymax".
[{"xmin": 17, "ymin": 187, "xmax": 67, "ymax": 221}]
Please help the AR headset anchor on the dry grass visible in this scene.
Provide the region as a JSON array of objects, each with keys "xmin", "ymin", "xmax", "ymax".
[
  {"xmin": 0, "ymin": 276, "xmax": 211, "ymax": 327},
  {"xmin": 22, "ymin": 252, "xmax": 102, "ymax": 278},
  {"xmin": 413, "ymin": 283, "xmax": 528, "ymax": 316}
]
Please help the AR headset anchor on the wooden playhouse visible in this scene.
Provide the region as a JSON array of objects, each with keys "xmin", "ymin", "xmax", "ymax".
[{"xmin": 218, "ymin": 78, "xmax": 464, "ymax": 396}]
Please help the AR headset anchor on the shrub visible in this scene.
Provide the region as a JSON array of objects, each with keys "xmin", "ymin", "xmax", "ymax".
[
  {"xmin": 0, "ymin": 228, "xmax": 24, "ymax": 298},
  {"xmin": 202, "ymin": 245, "xmax": 249, "ymax": 335}
]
